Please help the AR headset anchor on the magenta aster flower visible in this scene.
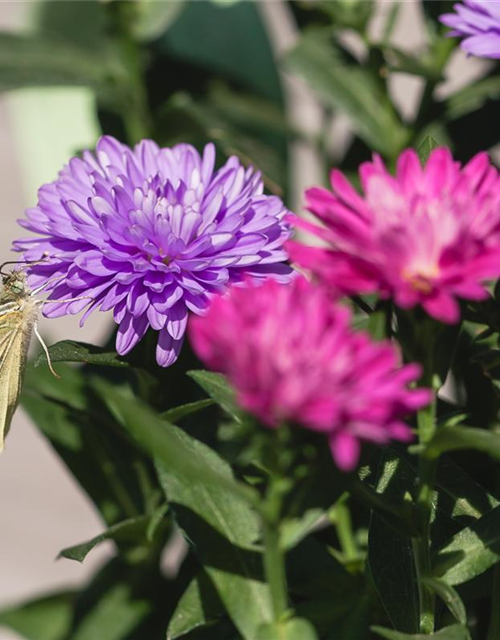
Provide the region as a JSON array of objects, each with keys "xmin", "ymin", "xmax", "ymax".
[
  {"xmin": 440, "ymin": 1, "xmax": 500, "ymax": 58},
  {"xmin": 288, "ymin": 148, "xmax": 500, "ymax": 323},
  {"xmin": 14, "ymin": 136, "xmax": 292, "ymax": 366},
  {"xmin": 189, "ymin": 277, "xmax": 430, "ymax": 471}
]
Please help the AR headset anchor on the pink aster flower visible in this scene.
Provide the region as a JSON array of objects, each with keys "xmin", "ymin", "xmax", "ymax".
[
  {"xmin": 288, "ymin": 148, "xmax": 500, "ymax": 323},
  {"xmin": 440, "ymin": 1, "xmax": 500, "ymax": 59},
  {"xmin": 189, "ymin": 277, "xmax": 430, "ymax": 471},
  {"xmin": 14, "ymin": 136, "xmax": 292, "ymax": 366}
]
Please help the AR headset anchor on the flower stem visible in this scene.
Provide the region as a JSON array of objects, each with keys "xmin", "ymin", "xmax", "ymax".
[
  {"xmin": 108, "ymin": 1, "xmax": 152, "ymax": 144},
  {"xmin": 262, "ymin": 516, "xmax": 288, "ymax": 621},
  {"xmin": 414, "ymin": 325, "xmax": 438, "ymax": 634},
  {"xmin": 415, "ymin": 454, "xmax": 437, "ymax": 634},
  {"xmin": 331, "ymin": 494, "xmax": 359, "ymax": 564}
]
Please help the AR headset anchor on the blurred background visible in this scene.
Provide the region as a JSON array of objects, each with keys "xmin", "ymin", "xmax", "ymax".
[{"xmin": 0, "ymin": 1, "xmax": 494, "ymax": 639}]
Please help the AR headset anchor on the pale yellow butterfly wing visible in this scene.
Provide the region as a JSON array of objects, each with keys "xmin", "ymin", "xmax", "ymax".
[{"xmin": 0, "ymin": 303, "xmax": 38, "ymax": 450}]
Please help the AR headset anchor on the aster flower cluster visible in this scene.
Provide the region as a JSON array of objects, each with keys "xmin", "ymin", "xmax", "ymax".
[
  {"xmin": 15, "ymin": 136, "xmax": 291, "ymax": 366},
  {"xmin": 440, "ymin": 0, "xmax": 500, "ymax": 59},
  {"xmin": 190, "ymin": 277, "xmax": 430, "ymax": 471},
  {"xmin": 288, "ymin": 148, "xmax": 500, "ymax": 324}
]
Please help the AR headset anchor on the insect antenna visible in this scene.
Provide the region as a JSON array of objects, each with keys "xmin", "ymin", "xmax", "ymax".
[
  {"xmin": 0, "ymin": 257, "xmax": 50, "ymax": 276},
  {"xmin": 33, "ymin": 323, "xmax": 60, "ymax": 379}
]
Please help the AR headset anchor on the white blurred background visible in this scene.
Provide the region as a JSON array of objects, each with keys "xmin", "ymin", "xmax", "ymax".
[{"xmin": 0, "ymin": 2, "xmax": 489, "ymax": 639}]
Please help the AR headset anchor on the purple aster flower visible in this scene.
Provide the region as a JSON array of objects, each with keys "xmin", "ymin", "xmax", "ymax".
[
  {"xmin": 440, "ymin": 1, "xmax": 500, "ymax": 58},
  {"xmin": 14, "ymin": 136, "xmax": 292, "ymax": 366}
]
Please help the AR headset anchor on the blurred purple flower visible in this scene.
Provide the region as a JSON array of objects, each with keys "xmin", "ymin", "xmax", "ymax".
[
  {"xmin": 15, "ymin": 136, "xmax": 292, "ymax": 366},
  {"xmin": 440, "ymin": 1, "xmax": 500, "ymax": 58},
  {"xmin": 190, "ymin": 277, "xmax": 430, "ymax": 471}
]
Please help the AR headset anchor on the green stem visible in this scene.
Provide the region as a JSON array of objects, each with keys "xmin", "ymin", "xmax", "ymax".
[
  {"xmin": 331, "ymin": 495, "xmax": 358, "ymax": 564},
  {"xmin": 414, "ymin": 327, "xmax": 438, "ymax": 634},
  {"xmin": 415, "ymin": 454, "xmax": 437, "ymax": 634},
  {"xmin": 262, "ymin": 516, "xmax": 288, "ymax": 621},
  {"xmin": 108, "ymin": 1, "xmax": 152, "ymax": 144}
]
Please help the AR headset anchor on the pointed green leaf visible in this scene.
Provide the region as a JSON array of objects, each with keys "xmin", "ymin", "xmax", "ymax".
[
  {"xmin": 167, "ymin": 571, "xmax": 224, "ymax": 639},
  {"xmin": 161, "ymin": 398, "xmax": 214, "ymax": 424},
  {"xmin": 417, "ymin": 135, "xmax": 440, "ymax": 166},
  {"xmin": 35, "ymin": 340, "xmax": 129, "ymax": 368},
  {"xmin": 187, "ymin": 370, "xmax": 242, "ymax": 422},
  {"xmin": 434, "ymin": 503, "xmax": 500, "ymax": 585},
  {"xmin": 59, "ymin": 506, "xmax": 168, "ymax": 563}
]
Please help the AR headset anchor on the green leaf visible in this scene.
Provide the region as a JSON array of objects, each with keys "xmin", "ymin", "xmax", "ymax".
[
  {"xmin": 59, "ymin": 506, "xmax": 168, "ymax": 563},
  {"xmin": 434, "ymin": 503, "xmax": 500, "ymax": 586},
  {"xmin": 368, "ymin": 450, "xmax": 420, "ymax": 633},
  {"xmin": 71, "ymin": 585, "xmax": 151, "ymax": 640},
  {"xmin": 131, "ymin": 0, "xmax": 185, "ymax": 41},
  {"xmin": 161, "ymin": 398, "xmax": 215, "ymax": 424},
  {"xmin": 156, "ymin": 425, "xmax": 272, "ymax": 639},
  {"xmin": 0, "ymin": 33, "xmax": 121, "ymax": 106},
  {"xmin": 424, "ymin": 426, "xmax": 500, "ymax": 462},
  {"xmin": 34, "ymin": 0, "xmax": 109, "ymax": 51},
  {"xmin": 0, "ymin": 592, "xmax": 75, "ymax": 640},
  {"xmin": 446, "ymin": 76, "xmax": 500, "ymax": 120},
  {"xmin": 436, "ymin": 457, "xmax": 498, "ymax": 522},
  {"xmin": 417, "ymin": 135, "xmax": 440, "ymax": 166},
  {"xmin": 421, "ymin": 577, "xmax": 466, "ymax": 626},
  {"xmin": 187, "ymin": 370, "xmax": 243, "ymax": 422},
  {"xmin": 157, "ymin": 1, "xmax": 283, "ymax": 102},
  {"xmin": 286, "ymin": 28, "xmax": 408, "ymax": 157},
  {"xmin": 95, "ymin": 380, "xmax": 258, "ymax": 506},
  {"xmin": 371, "ymin": 624, "xmax": 471, "ymax": 640},
  {"xmin": 280, "ymin": 508, "xmax": 325, "ymax": 551},
  {"xmin": 35, "ymin": 340, "xmax": 130, "ymax": 369},
  {"xmin": 255, "ymin": 618, "xmax": 318, "ymax": 640},
  {"xmin": 380, "ymin": 45, "xmax": 442, "ymax": 81},
  {"xmin": 22, "ymin": 365, "xmax": 147, "ymax": 526},
  {"xmin": 67, "ymin": 558, "xmax": 157, "ymax": 640},
  {"xmin": 367, "ymin": 310, "xmax": 387, "ymax": 342},
  {"xmin": 167, "ymin": 571, "xmax": 224, "ymax": 639}
]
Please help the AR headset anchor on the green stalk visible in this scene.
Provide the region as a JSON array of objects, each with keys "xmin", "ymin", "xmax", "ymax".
[
  {"xmin": 331, "ymin": 495, "xmax": 359, "ymax": 564},
  {"xmin": 262, "ymin": 516, "xmax": 288, "ymax": 621},
  {"xmin": 108, "ymin": 1, "xmax": 152, "ymax": 144},
  {"xmin": 414, "ymin": 325, "xmax": 438, "ymax": 634},
  {"xmin": 260, "ymin": 432, "xmax": 292, "ymax": 623}
]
